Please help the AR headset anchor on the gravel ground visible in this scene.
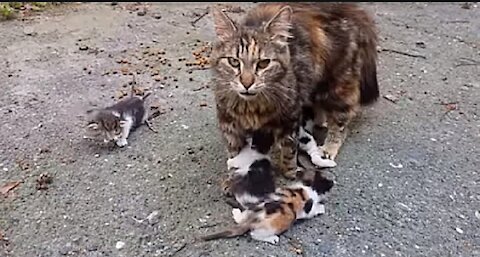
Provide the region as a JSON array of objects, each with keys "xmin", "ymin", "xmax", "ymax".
[{"xmin": 0, "ymin": 2, "xmax": 479, "ymax": 257}]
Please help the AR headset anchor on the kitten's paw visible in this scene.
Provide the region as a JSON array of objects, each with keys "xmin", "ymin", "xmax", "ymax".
[
  {"xmin": 232, "ymin": 208, "xmax": 243, "ymax": 224},
  {"xmin": 312, "ymin": 156, "xmax": 337, "ymax": 168},
  {"xmin": 116, "ymin": 138, "xmax": 128, "ymax": 147},
  {"xmin": 226, "ymin": 158, "xmax": 237, "ymax": 170},
  {"xmin": 264, "ymin": 235, "xmax": 279, "ymax": 245},
  {"xmin": 315, "ymin": 204, "xmax": 326, "ymax": 215}
]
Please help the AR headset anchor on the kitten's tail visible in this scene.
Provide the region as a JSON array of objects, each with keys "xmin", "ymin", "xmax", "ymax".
[{"xmin": 200, "ymin": 222, "xmax": 252, "ymax": 241}]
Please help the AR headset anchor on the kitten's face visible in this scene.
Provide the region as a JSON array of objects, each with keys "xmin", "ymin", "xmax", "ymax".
[
  {"xmin": 84, "ymin": 110, "xmax": 123, "ymax": 143},
  {"xmin": 211, "ymin": 7, "xmax": 292, "ymax": 100},
  {"xmin": 296, "ymin": 169, "xmax": 334, "ymax": 194}
]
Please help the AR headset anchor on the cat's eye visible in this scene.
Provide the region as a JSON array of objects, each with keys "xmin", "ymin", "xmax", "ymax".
[
  {"xmin": 257, "ymin": 59, "xmax": 271, "ymax": 70},
  {"xmin": 227, "ymin": 57, "xmax": 240, "ymax": 68}
]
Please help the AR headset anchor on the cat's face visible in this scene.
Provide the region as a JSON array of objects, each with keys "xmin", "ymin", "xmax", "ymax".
[
  {"xmin": 211, "ymin": 6, "xmax": 293, "ymax": 100},
  {"xmin": 296, "ymin": 169, "xmax": 334, "ymax": 195},
  {"xmin": 84, "ymin": 110, "xmax": 123, "ymax": 143}
]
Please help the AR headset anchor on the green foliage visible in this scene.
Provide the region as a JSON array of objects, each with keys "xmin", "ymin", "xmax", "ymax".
[
  {"xmin": 0, "ymin": 2, "xmax": 61, "ymax": 20},
  {"xmin": 0, "ymin": 3, "xmax": 16, "ymax": 20}
]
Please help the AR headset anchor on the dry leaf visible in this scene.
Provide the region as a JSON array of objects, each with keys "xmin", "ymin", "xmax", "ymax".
[
  {"xmin": 444, "ymin": 103, "xmax": 457, "ymax": 111},
  {"xmin": 0, "ymin": 181, "xmax": 22, "ymax": 196}
]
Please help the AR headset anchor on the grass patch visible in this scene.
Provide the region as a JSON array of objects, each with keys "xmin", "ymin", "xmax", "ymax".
[{"xmin": 0, "ymin": 2, "xmax": 62, "ymax": 20}]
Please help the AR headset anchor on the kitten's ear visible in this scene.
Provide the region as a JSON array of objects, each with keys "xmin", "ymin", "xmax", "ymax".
[
  {"xmin": 212, "ymin": 7, "xmax": 237, "ymax": 41},
  {"xmin": 87, "ymin": 123, "xmax": 99, "ymax": 130},
  {"xmin": 264, "ymin": 6, "xmax": 293, "ymax": 43},
  {"xmin": 111, "ymin": 111, "xmax": 121, "ymax": 118}
]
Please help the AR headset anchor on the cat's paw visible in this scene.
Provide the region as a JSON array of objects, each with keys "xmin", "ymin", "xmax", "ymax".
[
  {"xmin": 264, "ymin": 235, "xmax": 279, "ymax": 245},
  {"xmin": 226, "ymin": 158, "xmax": 237, "ymax": 170},
  {"xmin": 282, "ymin": 168, "xmax": 299, "ymax": 180},
  {"xmin": 319, "ymin": 145, "xmax": 339, "ymax": 161},
  {"xmin": 116, "ymin": 138, "xmax": 128, "ymax": 147},
  {"xmin": 315, "ymin": 204, "xmax": 326, "ymax": 215},
  {"xmin": 311, "ymin": 156, "xmax": 337, "ymax": 168},
  {"xmin": 232, "ymin": 208, "xmax": 244, "ymax": 224},
  {"xmin": 220, "ymin": 177, "xmax": 233, "ymax": 197}
]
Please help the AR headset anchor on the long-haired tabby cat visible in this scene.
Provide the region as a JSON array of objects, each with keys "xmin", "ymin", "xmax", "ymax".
[
  {"xmin": 84, "ymin": 84, "xmax": 155, "ymax": 147},
  {"xmin": 201, "ymin": 169, "xmax": 334, "ymax": 244},
  {"xmin": 211, "ymin": 3, "xmax": 379, "ymax": 181}
]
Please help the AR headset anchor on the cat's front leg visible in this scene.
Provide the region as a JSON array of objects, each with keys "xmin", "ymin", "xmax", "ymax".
[
  {"xmin": 218, "ymin": 121, "xmax": 246, "ymax": 195},
  {"xmin": 219, "ymin": 121, "xmax": 246, "ymax": 159},
  {"xmin": 117, "ymin": 117, "xmax": 133, "ymax": 147},
  {"xmin": 278, "ymin": 133, "xmax": 299, "ymax": 180},
  {"xmin": 321, "ymin": 109, "xmax": 356, "ymax": 161},
  {"xmin": 116, "ymin": 138, "xmax": 128, "ymax": 147}
]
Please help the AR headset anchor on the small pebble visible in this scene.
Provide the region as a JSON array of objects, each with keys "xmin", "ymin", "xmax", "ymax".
[
  {"xmin": 23, "ymin": 27, "xmax": 37, "ymax": 36},
  {"xmin": 94, "ymin": 154, "xmax": 100, "ymax": 158},
  {"xmin": 455, "ymin": 227, "xmax": 464, "ymax": 234},
  {"xmin": 475, "ymin": 211, "xmax": 480, "ymax": 220},
  {"xmin": 116, "ymin": 241, "xmax": 125, "ymax": 249}
]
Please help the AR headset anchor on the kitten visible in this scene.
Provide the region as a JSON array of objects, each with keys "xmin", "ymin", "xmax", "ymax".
[
  {"xmin": 227, "ymin": 131, "xmax": 276, "ymax": 210},
  {"xmin": 211, "ymin": 3, "xmax": 379, "ymax": 181},
  {"xmin": 84, "ymin": 87, "xmax": 154, "ymax": 147},
  {"xmin": 201, "ymin": 169, "xmax": 334, "ymax": 244},
  {"xmin": 298, "ymin": 108, "xmax": 336, "ymax": 168}
]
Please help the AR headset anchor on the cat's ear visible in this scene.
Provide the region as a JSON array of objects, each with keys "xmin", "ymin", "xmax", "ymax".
[
  {"xmin": 87, "ymin": 122, "xmax": 99, "ymax": 130},
  {"xmin": 212, "ymin": 7, "xmax": 237, "ymax": 41},
  {"xmin": 264, "ymin": 6, "xmax": 293, "ymax": 43},
  {"xmin": 111, "ymin": 111, "xmax": 121, "ymax": 118}
]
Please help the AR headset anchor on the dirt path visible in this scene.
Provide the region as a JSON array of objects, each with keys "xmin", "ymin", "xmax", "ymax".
[{"xmin": 1, "ymin": 2, "xmax": 479, "ymax": 257}]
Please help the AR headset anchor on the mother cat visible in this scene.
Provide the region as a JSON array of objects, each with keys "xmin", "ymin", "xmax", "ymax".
[{"xmin": 211, "ymin": 3, "xmax": 379, "ymax": 180}]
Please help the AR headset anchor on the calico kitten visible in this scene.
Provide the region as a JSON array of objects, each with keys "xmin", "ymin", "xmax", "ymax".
[
  {"xmin": 84, "ymin": 87, "xmax": 154, "ymax": 147},
  {"xmin": 201, "ymin": 169, "xmax": 334, "ymax": 244},
  {"xmin": 227, "ymin": 131, "xmax": 276, "ymax": 210},
  {"xmin": 211, "ymin": 3, "xmax": 379, "ymax": 181}
]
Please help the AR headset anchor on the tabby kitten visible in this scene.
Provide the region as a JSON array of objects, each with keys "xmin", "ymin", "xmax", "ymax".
[
  {"xmin": 84, "ymin": 88, "xmax": 153, "ymax": 147},
  {"xmin": 211, "ymin": 3, "xmax": 379, "ymax": 180},
  {"xmin": 201, "ymin": 169, "xmax": 334, "ymax": 244}
]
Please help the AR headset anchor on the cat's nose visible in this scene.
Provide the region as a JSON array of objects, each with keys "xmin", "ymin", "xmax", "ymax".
[{"xmin": 240, "ymin": 73, "xmax": 255, "ymax": 89}]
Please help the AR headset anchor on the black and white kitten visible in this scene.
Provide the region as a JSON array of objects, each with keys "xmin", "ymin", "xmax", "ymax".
[
  {"xmin": 84, "ymin": 87, "xmax": 154, "ymax": 147},
  {"xmin": 298, "ymin": 108, "xmax": 337, "ymax": 168},
  {"xmin": 227, "ymin": 131, "xmax": 277, "ymax": 210}
]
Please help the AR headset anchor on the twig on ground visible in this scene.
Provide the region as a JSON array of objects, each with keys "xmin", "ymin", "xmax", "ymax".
[
  {"xmin": 191, "ymin": 8, "xmax": 209, "ymax": 27},
  {"xmin": 187, "ymin": 66, "xmax": 210, "ymax": 72},
  {"xmin": 455, "ymin": 57, "xmax": 480, "ymax": 67},
  {"xmin": 169, "ymin": 243, "xmax": 187, "ymax": 257},
  {"xmin": 380, "ymin": 48, "xmax": 427, "ymax": 59}
]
